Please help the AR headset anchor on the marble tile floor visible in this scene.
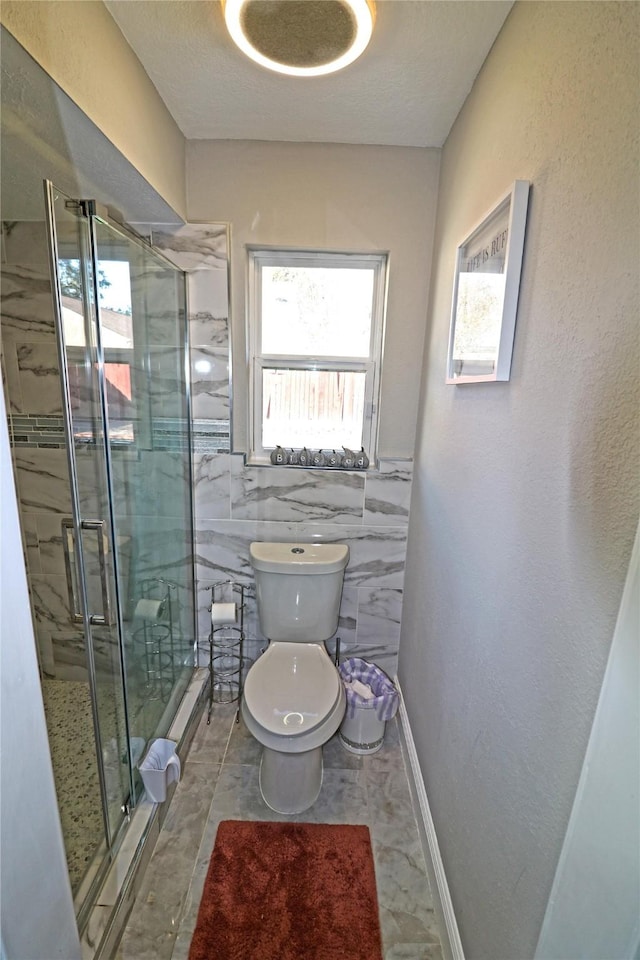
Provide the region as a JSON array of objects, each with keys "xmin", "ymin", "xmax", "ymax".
[{"xmin": 115, "ymin": 702, "xmax": 444, "ymax": 960}]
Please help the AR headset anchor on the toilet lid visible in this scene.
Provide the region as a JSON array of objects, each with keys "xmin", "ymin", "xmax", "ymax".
[{"xmin": 244, "ymin": 643, "xmax": 342, "ymax": 737}]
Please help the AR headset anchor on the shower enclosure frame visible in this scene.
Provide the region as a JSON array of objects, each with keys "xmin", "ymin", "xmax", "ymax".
[{"xmin": 43, "ymin": 180, "xmax": 197, "ymax": 932}]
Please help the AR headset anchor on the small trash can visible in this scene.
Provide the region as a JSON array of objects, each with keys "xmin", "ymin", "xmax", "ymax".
[
  {"xmin": 338, "ymin": 658, "xmax": 399, "ymax": 755},
  {"xmin": 138, "ymin": 738, "xmax": 181, "ymax": 802}
]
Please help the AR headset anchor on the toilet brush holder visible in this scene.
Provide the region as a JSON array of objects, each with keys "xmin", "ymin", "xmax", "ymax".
[{"xmin": 138, "ymin": 738, "xmax": 181, "ymax": 802}]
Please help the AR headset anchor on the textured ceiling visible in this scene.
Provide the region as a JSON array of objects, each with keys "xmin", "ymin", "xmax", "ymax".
[{"xmin": 105, "ymin": 0, "xmax": 514, "ymax": 148}]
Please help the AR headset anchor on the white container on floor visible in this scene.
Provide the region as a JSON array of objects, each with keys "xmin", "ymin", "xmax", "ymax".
[{"xmin": 139, "ymin": 738, "xmax": 180, "ymax": 802}]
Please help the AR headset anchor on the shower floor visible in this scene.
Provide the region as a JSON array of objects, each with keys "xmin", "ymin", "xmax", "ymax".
[
  {"xmin": 41, "ymin": 668, "xmax": 193, "ymax": 897},
  {"xmin": 41, "ymin": 678, "xmax": 104, "ymax": 893}
]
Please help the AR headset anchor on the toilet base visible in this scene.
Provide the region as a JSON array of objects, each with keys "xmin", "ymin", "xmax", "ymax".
[{"xmin": 259, "ymin": 745, "xmax": 323, "ymax": 815}]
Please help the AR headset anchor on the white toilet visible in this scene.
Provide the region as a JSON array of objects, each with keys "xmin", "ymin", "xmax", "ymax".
[{"xmin": 241, "ymin": 541, "xmax": 349, "ymax": 814}]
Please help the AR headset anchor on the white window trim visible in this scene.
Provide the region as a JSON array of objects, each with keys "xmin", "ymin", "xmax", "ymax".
[{"xmin": 247, "ymin": 248, "xmax": 387, "ymax": 466}]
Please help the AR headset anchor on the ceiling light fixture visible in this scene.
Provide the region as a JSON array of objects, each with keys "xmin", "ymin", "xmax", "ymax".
[{"xmin": 221, "ymin": 0, "xmax": 376, "ymax": 78}]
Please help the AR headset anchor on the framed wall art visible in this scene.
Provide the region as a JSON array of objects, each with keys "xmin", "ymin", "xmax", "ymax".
[{"xmin": 446, "ymin": 180, "xmax": 530, "ymax": 384}]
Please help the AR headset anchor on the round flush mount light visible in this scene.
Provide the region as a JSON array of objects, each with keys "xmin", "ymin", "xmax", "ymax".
[{"xmin": 222, "ymin": 0, "xmax": 376, "ymax": 77}]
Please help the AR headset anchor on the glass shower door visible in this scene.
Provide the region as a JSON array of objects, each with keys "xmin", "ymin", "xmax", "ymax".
[
  {"xmin": 90, "ymin": 215, "xmax": 194, "ymax": 784},
  {"xmin": 45, "ymin": 185, "xmax": 132, "ymax": 857},
  {"xmin": 44, "ymin": 181, "xmax": 195, "ymax": 918}
]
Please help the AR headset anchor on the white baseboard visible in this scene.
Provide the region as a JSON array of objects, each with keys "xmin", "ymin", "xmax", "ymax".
[{"xmin": 395, "ymin": 677, "xmax": 465, "ymax": 960}]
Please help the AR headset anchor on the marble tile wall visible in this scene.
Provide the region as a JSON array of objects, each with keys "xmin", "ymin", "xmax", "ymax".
[
  {"xmin": 193, "ymin": 461, "xmax": 412, "ymax": 674},
  {"xmin": 1, "ymin": 222, "xmax": 192, "ymax": 678},
  {"xmin": 152, "ymin": 224, "xmax": 413, "ymax": 677},
  {"xmin": 1, "ymin": 225, "xmax": 140, "ymax": 678},
  {"xmin": 1, "ymin": 221, "xmax": 84, "ymax": 677}
]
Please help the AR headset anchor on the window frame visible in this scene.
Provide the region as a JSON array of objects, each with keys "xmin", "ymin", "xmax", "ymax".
[{"xmin": 247, "ymin": 248, "xmax": 388, "ymax": 466}]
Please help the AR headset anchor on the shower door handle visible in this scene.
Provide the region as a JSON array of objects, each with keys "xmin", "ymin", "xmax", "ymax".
[
  {"xmin": 83, "ymin": 519, "xmax": 114, "ymax": 627},
  {"xmin": 62, "ymin": 518, "xmax": 83, "ymax": 624},
  {"xmin": 62, "ymin": 518, "xmax": 115, "ymax": 626}
]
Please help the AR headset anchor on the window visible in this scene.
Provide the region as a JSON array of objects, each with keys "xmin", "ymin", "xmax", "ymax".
[
  {"xmin": 60, "ymin": 258, "xmax": 136, "ymax": 444},
  {"xmin": 248, "ymin": 249, "xmax": 387, "ymax": 464}
]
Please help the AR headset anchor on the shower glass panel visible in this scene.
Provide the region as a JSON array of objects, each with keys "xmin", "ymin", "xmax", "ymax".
[
  {"xmin": 91, "ymin": 218, "xmax": 194, "ymax": 777},
  {"xmin": 48, "ymin": 189, "xmax": 131, "ymax": 858},
  {"xmin": 41, "ymin": 182, "xmax": 195, "ymax": 921}
]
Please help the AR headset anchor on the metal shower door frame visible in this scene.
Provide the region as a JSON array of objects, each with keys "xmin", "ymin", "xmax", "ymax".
[{"xmin": 44, "ymin": 181, "xmax": 128, "ymax": 859}]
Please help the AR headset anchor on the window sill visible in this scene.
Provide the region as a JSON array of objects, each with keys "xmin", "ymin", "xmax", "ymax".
[{"xmin": 244, "ymin": 454, "xmax": 376, "ymax": 472}]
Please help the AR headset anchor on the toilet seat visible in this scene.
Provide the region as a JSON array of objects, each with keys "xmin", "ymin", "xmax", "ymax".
[{"xmin": 243, "ymin": 642, "xmax": 342, "ymax": 738}]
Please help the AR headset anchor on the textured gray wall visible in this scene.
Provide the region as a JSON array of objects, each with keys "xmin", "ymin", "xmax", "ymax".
[
  {"xmin": 399, "ymin": 3, "xmax": 640, "ymax": 958},
  {"xmin": 187, "ymin": 140, "xmax": 440, "ymax": 458}
]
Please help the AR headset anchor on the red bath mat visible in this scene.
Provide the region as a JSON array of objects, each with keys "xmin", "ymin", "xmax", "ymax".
[{"xmin": 188, "ymin": 819, "xmax": 383, "ymax": 960}]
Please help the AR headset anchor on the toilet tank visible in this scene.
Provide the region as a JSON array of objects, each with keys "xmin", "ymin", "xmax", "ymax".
[{"xmin": 249, "ymin": 542, "xmax": 349, "ymax": 642}]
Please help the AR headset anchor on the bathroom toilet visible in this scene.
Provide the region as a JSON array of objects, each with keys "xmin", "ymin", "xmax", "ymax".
[{"xmin": 241, "ymin": 541, "xmax": 349, "ymax": 814}]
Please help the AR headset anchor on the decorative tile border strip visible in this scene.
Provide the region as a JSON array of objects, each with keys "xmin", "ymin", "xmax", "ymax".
[
  {"xmin": 150, "ymin": 417, "xmax": 189, "ymax": 452},
  {"xmin": 8, "ymin": 414, "xmax": 66, "ymax": 448},
  {"xmin": 6, "ymin": 415, "xmax": 231, "ymax": 454},
  {"xmin": 192, "ymin": 418, "xmax": 230, "ymax": 454}
]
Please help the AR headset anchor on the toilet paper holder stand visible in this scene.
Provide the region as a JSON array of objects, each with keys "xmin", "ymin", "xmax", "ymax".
[
  {"xmin": 132, "ymin": 578, "xmax": 180, "ymax": 704},
  {"xmin": 206, "ymin": 580, "xmax": 247, "ymax": 724}
]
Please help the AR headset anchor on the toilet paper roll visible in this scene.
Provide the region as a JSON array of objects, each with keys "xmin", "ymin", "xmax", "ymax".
[
  {"xmin": 350, "ymin": 679, "xmax": 375, "ymax": 701},
  {"xmin": 211, "ymin": 602, "xmax": 237, "ymax": 625},
  {"xmin": 134, "ymin": 598, "xmax": 164, "ymax": 621}
]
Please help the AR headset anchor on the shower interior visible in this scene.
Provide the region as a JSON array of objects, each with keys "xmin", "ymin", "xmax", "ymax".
[{"xmin": 1, "ymin": 187, "xmax": 196, "ymax": 925}]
